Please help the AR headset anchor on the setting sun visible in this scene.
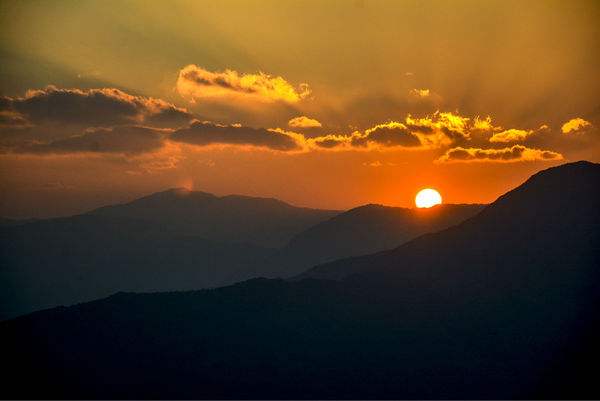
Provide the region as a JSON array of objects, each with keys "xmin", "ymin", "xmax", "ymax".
[{"xmin": 415, "ymin": 188, "xmax": 442, "ymax": 208}]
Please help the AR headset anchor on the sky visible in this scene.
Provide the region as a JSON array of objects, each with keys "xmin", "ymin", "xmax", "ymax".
[{"xmin": 0, "ymin": 0, "xmax": 598, "ymax": 217}]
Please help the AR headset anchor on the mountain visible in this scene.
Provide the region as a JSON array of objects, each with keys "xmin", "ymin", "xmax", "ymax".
[
  {"xmin": 301, "ymin": 160, "xmax": 599, "ymax": 281},
  {"xmin": 284, "ymin": 203, "xmax": 484, "ymax": 270},
  {"xmin": 0, "ymin": 188, "xmax": 483, "ymax": 320},
  {"xmin": 0, "ymin": 217, "xmax": 38, "ymax": 226},
  {"xmin": 3, "ymin": 161, "xmax": 599, "ymax": 399},
  {"xmin": 0, "ymin": 189, "xmax": 339, "ymax": 320},
  {"xmin": 88, "ymin": 188, "xmax": 340, "ymax": 248}
]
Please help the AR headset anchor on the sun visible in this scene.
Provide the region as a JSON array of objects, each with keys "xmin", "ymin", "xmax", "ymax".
[{"xmin": 415, "ymin": 188, "xmax": 442, "ymax": 208}]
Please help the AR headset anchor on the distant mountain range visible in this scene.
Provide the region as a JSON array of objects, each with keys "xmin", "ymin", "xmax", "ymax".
[
  {"xmin": 284, "ymin": 202, "xmax": 484, "ymax": 271},
  {"xmin": 88, "ymin": 188, "xmax": 339, "ymax": 248},
  {"xmin": 2, "ymin": 161, "xmax": 598, "ymax": 399},
  {"xmin": 0, "ymin": 188, "xmax": 481, "ymax": 319}
]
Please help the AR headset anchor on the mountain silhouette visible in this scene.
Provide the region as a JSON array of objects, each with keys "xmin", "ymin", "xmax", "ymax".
[
  {"xmin": 285, "ymin": 202, "xmax": 483, "ymax": 272},
  {"xmin": 0, "ymin": 190, "xmax": 338, "ymax": 319},
  {"xmin": 1, "ymin": 189, "xmax": 481, "ymax": 320},
  {"xmin": 2, "ymin": 161, "xmax": 598, "ymax": 399},
  {"xmin": 88, "ymin": 188, "xmax": 339, "ymax": 248},
  {"xmin": 301, "ymin": 160, "xmax": 599, "ymax": 281}
]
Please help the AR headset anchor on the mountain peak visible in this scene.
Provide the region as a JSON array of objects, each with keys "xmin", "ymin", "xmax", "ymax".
[{"xmin": 473, "ymin": 160, "xmax": 600, "ymax": 227}]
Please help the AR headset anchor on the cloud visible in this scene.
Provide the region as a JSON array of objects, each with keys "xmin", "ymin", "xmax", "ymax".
[
  {"xmin": 436, "ymin": 145, "xmax": 563, "ymax": 163},
  {"xmin": 169, "ymin": 120, "xmax": 300, "ymax": 151},
  {"xmin": 472, "ymin": 116, "xmax": 502, "ymax": 132},
  {"xmin": 288, "ymin": 116, "xmax": 322, "ymax": 128},
  {"xmin": 0, "ymin": 110, "xmax": 31, "ymax": 128},
  {"xmin": 307, "ymin": 122, "xmax": 425, "ymax": 151},
  {"xmin": 352, "ymin": 122, "xmax": 422, "ymax": 148},
  {"xmin": 409, "ymin": 88, "xmax": 430, "ymax": 98},
  {"xmin": 306, "ymin": 113, "xmax": 484, "ymax": 152},
  {"xmin": 308, "ymin": 134, "xmax": 351, "ymax": 149},
  {"xmin": 489, "ymin": 128, "xmax": 534, "ymax": 143},
  {"xmin": 561, "ymin": 117, "xmax": 591, "ymax": 134},
  {"xmin": 176, "ymin": 65, "xmax": 311, "ymax": 104},
  {"xmin": 7, "ymin": 126, "xmax": 168, "ymax": 155},
  {"xmin": 0, "ymin": 86, "xmax": 193, "ymax": 128},
  {"xmin": 362, "ymin": 161, "xmax": 397, "ymax": 167},
  {"xmin": 404, "ymin": 111, "xmax": 471, "ymax": 142}
]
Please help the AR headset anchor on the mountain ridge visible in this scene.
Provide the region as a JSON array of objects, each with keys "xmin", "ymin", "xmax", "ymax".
[{"xmin": 3, "ymin": 161, "xmax": 598, "ymax": 398}]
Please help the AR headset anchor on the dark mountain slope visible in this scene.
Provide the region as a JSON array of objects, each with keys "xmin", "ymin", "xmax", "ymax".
[
  {"xmin": 284, "ymin": 202, "xmax": 483, "ymax": 270},
  {"xmin": 0, "ymin": 189, "xmax": 339, "ymax": 319},
  {"xmin": 89, "ymin": 188, "xmax": 340, "ymax": 248},
  {"xmin": 301, "ymin": 160, "xmax": 599, "ymax": 281},
  {"xmin": 2, "ymin": 161, "xmax": 599, "ymax": 399},
  {"xmin": 0, "ymin": 214, "xmax": 272, "ymax": 320}
]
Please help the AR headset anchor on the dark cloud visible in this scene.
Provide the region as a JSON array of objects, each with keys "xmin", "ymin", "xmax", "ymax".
[
  {"xmin": 437, "ymin": 145, "xmax": 563, "ymax": 163},
  {"xmin": 0, "ymin": 111, "xmax": 30, "ymax": 128},
  {"xmin": 144, "ymin": 106, "xmax": 195, "ymax": 128},
  {"xmin": 169, "ymin": 120, "xmax": 300, "ymax": 151},
  {"xmin": 351, "ymin": 123, "xmax": 422, "ymax": 148},
  {"xmin": 0, "ymin": 86, "xmax": 193, "ymax": 128},
  {"xmin": 8, "ymin": 126, "xmax": 167, "ymax": 155},
  {"xmin": 313, "ymin": 137, "xmax": 346, "ymax": 148}
]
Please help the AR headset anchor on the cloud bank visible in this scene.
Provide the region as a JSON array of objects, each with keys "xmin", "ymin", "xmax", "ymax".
[
  {"xmin": 0, "ymin": 86, "xmax": 193, "ymax": 128},
  {"xmin": 170, "ymin": 120, "xmax": 300, "ymax": 151},
  {"xmin": 0, "ymin": 86, "xmax": 574, "ymax": 166},
  {"xmin": 11, "ymin": 126, "xmax": 168, "ymax": 155},
  {"xmin": 437, "ymin": 145, "xmax": 563, "ymax": 163}
]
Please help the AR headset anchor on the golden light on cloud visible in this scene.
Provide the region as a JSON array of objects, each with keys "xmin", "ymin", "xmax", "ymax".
[
  {"xmin": 437, "ymin": 145, "xmax": 563, "ymax": 163},
  {"xmin": 409, "ymin": 88, "xmax": 430, "ymax": 98},
  {"xmin": 415, "ymin": 188, "xmax": 442, "ymax": 208},
  {"xmin": 176, "ymin": 64, "xmax": 311, "ymax": 104},
  {"xmin": 472, "ymin": 116, "xmax": 501, "ymax": 132},
  {"xmin": 489, "ymin": 129, "xmax": 534, "ymax": 143},
  {"xmin": 561, "ymin": 118, "xmax": 591, "ymax": 134},
  {"xmin": 288, "ymin": 116, "xmax": 322, "ymax": 128}
]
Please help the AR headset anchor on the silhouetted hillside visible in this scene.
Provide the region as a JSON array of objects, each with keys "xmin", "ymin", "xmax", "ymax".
[
  {"xmin": 0, "ymin": 217, "xmax": 38, "ymax": 226},
  {"xmin": 0, "ymin": 215, "xmax": 274, "ymax": 319},
  {"xmin": 88, "ymin": 188, "xmax": 340, "ymax": 248},
  {"xmin": 0, "ymin": 190, "xmax": 339, "ymax": 319},
  {"xmin": 301, "ymin": 160, "xmax": 600, "ymax": 281},
  {"xmin": 285, "ymin": 202, "xmax": 483, "ymax": 270},
  {"xmin": 3, "ymin": 161, "xmax": 599, "ymax": 399},
  {"xmin": 1, "ymin": 188, "xmax": 484, "ymax": 320}
]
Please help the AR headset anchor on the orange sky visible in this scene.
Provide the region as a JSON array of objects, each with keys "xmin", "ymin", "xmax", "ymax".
[{"xmin": 0, "ymin": 0, "xmax": 598, "ymax": 217}]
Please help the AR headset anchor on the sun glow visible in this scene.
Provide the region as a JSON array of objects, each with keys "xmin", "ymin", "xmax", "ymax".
[{"xmin": 415, "ymin": 188, "xmax": 442, "ymax": 208}]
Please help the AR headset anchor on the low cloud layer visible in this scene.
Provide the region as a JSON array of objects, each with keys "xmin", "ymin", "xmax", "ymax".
[
  {"xmin": 437, "ymin": 145, "xmax": 563, "ymax": 163},
  {"xmin": 177, "ymin": 65, "xmax": 311, "ymax": 104},
  {"xmin": 170, "ymin": 120, "xmax": 300, "ymax": 151},
  {"xmin": 9, "ymin": 126, "xmax": 168, "ymax": 155},
  {"xmin": 307, "ymin": 112, "xmax": 496, "ymax": 151},
  {"xmin": 0, "ymin": 86, "xmax": 577, "ymax": 166},
  {"xmin": 0, "ymin": 86, "xmax": 193, "ymax": 129}
]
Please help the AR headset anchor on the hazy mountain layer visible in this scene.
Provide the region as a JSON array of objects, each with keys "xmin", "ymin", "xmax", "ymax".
[
  {"xmin": 3, "ymin": 161, "xmax": 598, "ymax": 399},
  {"xmin": 1, "ymin": 189, "xmax": 480, "ymax": 319},
  {"xmin": 88, "ymin": 188, "xmax": 340, "ymax": 248},
  {"xmin": 285, "ymin": 202, "xmax": 484, "ymax": 273}
]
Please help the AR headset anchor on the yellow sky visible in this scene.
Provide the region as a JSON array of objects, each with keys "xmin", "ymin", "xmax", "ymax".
[{"xmin": 0, "ymin": 0, "xmax": 598, "ymax": 217}]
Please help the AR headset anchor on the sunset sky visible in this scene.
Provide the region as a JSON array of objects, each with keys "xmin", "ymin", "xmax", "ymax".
[{"xmin": 1, "ymin": 0, "xmax": 598, "ymax": 217}]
